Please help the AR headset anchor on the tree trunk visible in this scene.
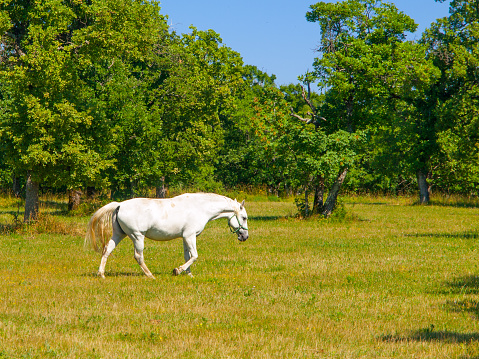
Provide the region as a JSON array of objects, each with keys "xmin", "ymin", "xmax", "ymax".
[
  {"xmin": 312, "ymin": 175, "xmax": 325, "ymax": 214},
  {"xmin": 155, "ymin": 176, "xmax": 168, "ymax": 198},
  {"xmin": 417, "ymin": 169, "xmax": 430, "ymax": 204},
  {"xmin": 12, "ymin": 175, "xmax": 21, "ymax": 197},
  {"xmin": 304, "ymin": 188, "xmax": 310, "ymax": 217},
  {"xmin": 68, "ymin": 189, "xmax": 82, "ymax": 211},
  {"xmin": 86, "ymin": 186, "xmax": 96, "ymax": 200},
  {"xmin": 322, "ymin": 167, "xmax": 348, "ymax": 218},
  {"xmin": 24, "ymin": 172, "xmax": 39, "ymax": 222}
]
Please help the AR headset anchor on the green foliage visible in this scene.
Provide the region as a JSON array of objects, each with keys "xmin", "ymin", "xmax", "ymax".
[
  {"xmin": 294, "ymin": 196, "xmax": 310, "ymax": 218},
  {"xmin": 1, "ymin": 0, "xmax": 478, "ymax": 210},
  {"xmin": 420, "ymin": 0, "xmax": 479, "ymax": 194},
  {"xmin": 305, "ymin": 0, "xmax": 451, "ymax": 203},
  {"xmin": 0, "ymin": 0, "xmax": 165, "ymax": 192},
  {"xmin": 215, "ymin": 65, "xmax": 282, "ymax": 188},
  {"xmin": 0, "ymin": 1, "xmax": 245, "ymax": 203}
]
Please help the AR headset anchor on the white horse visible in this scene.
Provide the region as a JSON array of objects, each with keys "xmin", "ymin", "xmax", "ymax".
[{"xmin": 84, "ymin": 193, "xmax": 248, "ymax": 278}]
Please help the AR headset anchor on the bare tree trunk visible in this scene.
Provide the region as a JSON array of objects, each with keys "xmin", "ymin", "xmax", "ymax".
[
  {"xmin": 302, "ymin": 176, "xmax": 316, "ymax": 217},
  {"xmin": 86, "ymin": 186, "xmax": 96, "ymax": 200},
  {"xmin": 12, "ymin": 175, "xmax": 21, "ymax": 197},
  {"xmin": 24, "ymin": 172, "xmax": 39, "ymax": 222},
  {"xmin": 417, "ymin": 169, "xmax": 430, "ymax": 204},
  {"xmin": 156, "ymin": 176, "xmax": 168, "ymax": 198},
  {"xmin": 68, "ymin": 189, "xmax": 82, "ymax": 211},
  {"xmin": 322, "ymin": 167, "xmax": 348, "ymax": 218},
  {"xmin": 312, "ymin": 175, "xmax": 325, "ymax": 214},
  {"xmin": 304, "ymin": 188, "xmax": 310, "ymax": 217}
]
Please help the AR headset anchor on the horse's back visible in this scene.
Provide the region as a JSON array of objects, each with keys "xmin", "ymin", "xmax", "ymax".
[{"xmin": 116, "ymin": 196, "xmax": 204, "ymax": 241}]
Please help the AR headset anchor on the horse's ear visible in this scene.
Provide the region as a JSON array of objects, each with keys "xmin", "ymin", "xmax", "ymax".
[{"xmin": 240, "ymin": 199, "xmax": 245, "ymax": 209}]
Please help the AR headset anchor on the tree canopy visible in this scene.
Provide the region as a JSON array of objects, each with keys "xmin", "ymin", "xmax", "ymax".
[{"xmin": 0, "ymin": 0, "xmax": 478, "ymax": 220}]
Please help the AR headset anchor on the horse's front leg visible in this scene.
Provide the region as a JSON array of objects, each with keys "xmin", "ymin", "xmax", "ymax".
[
  {"xmin": 130, "ymin": 233, "xmax": 155, "ymax": 279},
  {"xmin": 173, "ymin": 235, "xmax": 197, "ymax": 277}
]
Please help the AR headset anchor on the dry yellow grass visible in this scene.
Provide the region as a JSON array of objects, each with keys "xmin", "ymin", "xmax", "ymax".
[{"xmin": 1, "ymin": 195, "xmax": 479, "ymax": 358}]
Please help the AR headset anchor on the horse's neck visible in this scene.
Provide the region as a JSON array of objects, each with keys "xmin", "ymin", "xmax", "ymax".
[{"xmin": 205, "ymin": 196, "xmax": 237, "ymax": 221}]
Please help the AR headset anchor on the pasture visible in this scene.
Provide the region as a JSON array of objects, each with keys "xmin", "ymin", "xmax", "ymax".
[{"xmin": 1, "ymin": 195, "xmax": 479, "ymax": 358}]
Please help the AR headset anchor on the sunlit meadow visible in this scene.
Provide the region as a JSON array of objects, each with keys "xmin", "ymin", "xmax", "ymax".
[{"xmin": 1, "ymin": 194, "xmax": 479, "ymax": 358}]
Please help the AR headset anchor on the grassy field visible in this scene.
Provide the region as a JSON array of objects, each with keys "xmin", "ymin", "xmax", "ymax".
[{"xmin": 1, "ymin": 194, "xmax": 479, "ymax": 358}]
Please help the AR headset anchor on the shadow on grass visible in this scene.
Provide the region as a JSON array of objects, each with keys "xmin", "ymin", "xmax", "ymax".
[
  {"xmin": 381, "ymin": 327, "xmax": 479, "ymax": 343},
  {"xmin": 348, "ymin": 202, "xmax": 392, "ymax": 206},
  {"xmin": 0, "ymin": 210, "xmax": 23, "ymax": 234},
  {"xmin": 41, "ymin": 200, "xmax": 68, "ymax": 212},
  {"xmin": 350, "ymin": 199, "xmax": 479, "ymax": 208},
  {"xmin": 381, "ymin": 275, "xmax": 479, "ymax": 351},
  {"xmin": 405, "ymin": 231, "xmax": 479, "ymax": 239},
  {"xmin": 0, "ymin": 223, "xmax": 22, "ymax": 234},
  {"xmin": 443, "ymin": 275, "xmax": 479, "ymax": 295},
  {"xmin": 428, "ymin": 200, "xmax": 479, "ymax": 209},
  {"xmin": 249, "ymin": 215, "xmax": 283, "ymax": 221},
  {"xmin": 439, "ymin": 275, "xmax": 479, "ymax": 321},
  {"xmin": 0, "ymin": 199, "xmax": 68, "ymax": 220},
  {"xmin": 82, "ymin": 271, "xmax": 166, "ymax": 278},
  {"xmin": 445, "ymin": 299, "xmax": 479, "ymax": 320}
]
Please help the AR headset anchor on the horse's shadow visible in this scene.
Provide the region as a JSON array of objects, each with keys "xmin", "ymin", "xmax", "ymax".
[
  {"xmin": 83, "ymin": 272, "xmax": 151, "ymax": 278},
  {"xmin": 82, "ymin": 270, "xmax": 184, "ymax": 278}
]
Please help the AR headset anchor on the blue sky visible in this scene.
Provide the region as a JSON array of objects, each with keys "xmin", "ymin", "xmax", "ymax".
[{"xmin": 160, "ymin": 0, "xmax": 451, "ymax": 87}]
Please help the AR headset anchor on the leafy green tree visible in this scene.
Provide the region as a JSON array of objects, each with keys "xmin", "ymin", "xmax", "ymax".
[
  {"xmin": 420, "ymin": 0, "xmax": 479, "ymax": 196},
  {"xmin": 216, "ymin": 65, "xmax": 284, "ymax": 190},
  {"xmin": 0, "ymin": 0, "xmax": 165, "ymax": 219},
  {"xmin": 305, "ymin": 0, "xmax": 439, "ymax": 207},
  {"xmin": 285, "ymin": 82, "xmax": 365, "ymax": 216},
  {"xmin": 162, "ymin": 28, "xmax": 243, "ymax": 189}
]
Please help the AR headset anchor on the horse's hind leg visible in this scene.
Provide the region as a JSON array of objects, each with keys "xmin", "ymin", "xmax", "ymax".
[
  {"xmin": 98, "ymin": 208, "xmax": 126, "ymax": 278},
  {"xmin": 98, "ymin": 230, "xmax": 126, "ymax": 278},
  {"xmin": 130, "ymin": 233, "xmax": 155, "ymax": 279}
]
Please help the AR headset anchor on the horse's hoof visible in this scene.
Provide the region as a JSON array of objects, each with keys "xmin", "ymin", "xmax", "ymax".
[
  {"xmin": 172, "ymin": 268, "xmax": 181, "ymax": 276},
  {"xmin": 97, "ymin": 272, "xmax": 105, "ymax": 279}
]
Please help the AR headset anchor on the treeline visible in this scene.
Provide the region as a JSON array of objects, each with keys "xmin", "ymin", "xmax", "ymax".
[{"xmin": 0, "ymin": 0, "xmax": 478, "ymax": 220}]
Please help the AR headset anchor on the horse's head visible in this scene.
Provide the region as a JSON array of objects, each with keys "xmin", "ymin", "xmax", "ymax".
[{"xmin": 229, "ymin": 199, "xmax": 249, "ymax": 242}]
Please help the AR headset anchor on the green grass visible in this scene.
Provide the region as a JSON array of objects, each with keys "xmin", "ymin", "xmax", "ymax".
[{"xmin": 1, "ymin": 196, "xmax": 479, "ymax": 358}]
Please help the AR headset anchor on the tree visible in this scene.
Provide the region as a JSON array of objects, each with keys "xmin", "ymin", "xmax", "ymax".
[
  {"xmin": 156, "ymin": 28, "xmax": 244, "ymax": 191},
  {"xmin": 215, "ymin": 65, "xmax": 285, "ymax": 190},
  {"xmin": 420, "ymin": 0, "xmax": 479, "ymax": 196},
  {"xmin": 304, "ymin": 0, "xmax": 439, "ymax": 207},
  {"xmin": 0, "ymin": 0, "xmax": 166, "ymax": 219},
  {"xmin": 284, "ymin": 82, "xmax": 365, "ymax": 216},
  {"xmin": 117, "ymin": 27, "xmax": 245, "ymax": 197}
]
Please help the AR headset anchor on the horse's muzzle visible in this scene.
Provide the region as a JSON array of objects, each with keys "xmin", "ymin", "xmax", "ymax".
[{"xmin": 238, "ymin": 230, "xmax": 249, "ymax": 242}]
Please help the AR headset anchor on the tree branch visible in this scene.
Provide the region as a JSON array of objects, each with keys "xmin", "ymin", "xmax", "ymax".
[
  {"xmin": 290, "ymin": 109, "xmax": 312, "ymax": 124},
  {"xmin": 290, "ymin": 84, "xmax": 327, "ymax": 129},
  {"xmin": 290, "ymin": 108, "xmax": 323, "ymax": 127},
  {"xmin": 301, "ymin": 85, "xmax": 317, "ymax": 117}
]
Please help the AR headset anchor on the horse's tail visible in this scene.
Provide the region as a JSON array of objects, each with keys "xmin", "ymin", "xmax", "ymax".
[{"xmin": 85, "ymin": 202, "xmax": 121, "ymax": 253}]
